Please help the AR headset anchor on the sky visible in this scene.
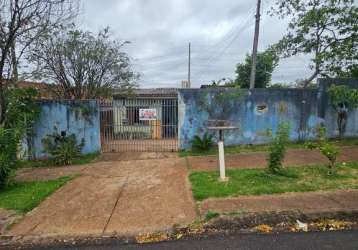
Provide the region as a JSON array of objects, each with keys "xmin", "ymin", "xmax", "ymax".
[{"xmin": 79, "ymin": 0, "xmax": 313, "ymax": 88}]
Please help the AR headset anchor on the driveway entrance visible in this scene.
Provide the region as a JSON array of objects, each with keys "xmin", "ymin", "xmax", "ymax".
[{"xmin": 10, "ymin": 157, "xmax": 196, "ymax": 237}]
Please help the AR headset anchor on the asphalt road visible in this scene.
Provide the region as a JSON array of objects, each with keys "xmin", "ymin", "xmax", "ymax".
[{"xmin": 31, "ymin": 230, "xmax": 358, "ymax": 250}]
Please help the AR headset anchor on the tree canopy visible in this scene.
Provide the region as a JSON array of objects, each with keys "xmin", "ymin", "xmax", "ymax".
[
  {"xmin": 31, "ymin": 26, "xmax": 138, "ymax": 99},
  {"xmin": 271, "ymin": 0, "xmax": 358, "ymax": 87},
  {"xmin": 235, "ymin": 49, "xmax": 279, "ymax": 89},
  {"xmin": 0, "ymin": 0, "xmax": 78, "ymax": 125}
]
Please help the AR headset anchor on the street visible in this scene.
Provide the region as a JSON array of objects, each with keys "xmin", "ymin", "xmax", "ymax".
[{"xmin": 33, "ymin": 230, "xmax": 358, "ymax": 250}]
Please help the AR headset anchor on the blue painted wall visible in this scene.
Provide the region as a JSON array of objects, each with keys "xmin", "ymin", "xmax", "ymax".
[
  {"xmin": 178, "ymin": 79, "xmax": 358, "ymax": 150},
  {"xmin": 23, "ymin": 100, "xmax": 101, "ymax": 159}
]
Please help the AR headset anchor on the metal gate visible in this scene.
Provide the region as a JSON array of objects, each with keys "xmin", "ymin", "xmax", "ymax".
[{"xmin": 100, "ymin": 98, "xmax": 178, "ymax": 152}]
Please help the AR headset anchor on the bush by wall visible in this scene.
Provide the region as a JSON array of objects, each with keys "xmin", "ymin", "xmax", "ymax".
[
  {"xmin": 191, "ymin": 133, "xmax": 214, "ymax": 152},
  {"xmin": 0, "ymin": 128, "xmax": 17, "ymax": 188},
  {"xmin": 42, "ymin": 131, "xmax": 85, "ymax": 166},
  {"xmin": 0, "ymin": 88, "xmax": 40, "ymax": 188},
  {"xmin": 267, "ymin": 123, "xmax": 290, "ymax": 174}
]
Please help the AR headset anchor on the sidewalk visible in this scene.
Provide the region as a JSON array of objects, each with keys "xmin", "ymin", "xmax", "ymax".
[
  {"xmin": 199, "ymin": 190, "xmax": 358, "ymax": 216},
  {"xmin": 188, "ymin": 146, "xmax": 358, "ymax": 171}
]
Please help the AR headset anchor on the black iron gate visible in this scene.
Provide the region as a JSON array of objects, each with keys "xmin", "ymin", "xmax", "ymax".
[{"xmin": 100, "ymin": 98, "xmax": 178, "ymax": 152}]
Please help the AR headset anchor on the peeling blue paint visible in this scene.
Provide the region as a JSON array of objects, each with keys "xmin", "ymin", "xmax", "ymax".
[
  {"xmin": 23, "ymin": 100, "xmax": 101, "ymax": 159},
  {"xmin": 178, "ymin": 82, "xmax": 358, "ymax": 150}
]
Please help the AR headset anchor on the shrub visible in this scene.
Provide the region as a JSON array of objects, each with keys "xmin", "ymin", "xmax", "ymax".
[
  {"xmin": 267, "ymin": 123, "xmax": 290, "ymax": 174},
  {"xmin": 4, "ymin": 88, "xmax": 40, "ymax": 131},
  {"xmin": 192, "ymin": 133, "xmax": 213, "ymax": 151},
  {"xmin": 306, "ymin": 126, "xmax": 340, "ymax": 175},
  {"xmin": 0, "ymin": 88, "xmax": 40, "ymax": 189},
  {"xmin": 42, "ymin": 131, "xmax": 85, "ymax": 166},
  {"xmin": 0, "ymin": 128, "xmax": 17, "ymax": 188}
]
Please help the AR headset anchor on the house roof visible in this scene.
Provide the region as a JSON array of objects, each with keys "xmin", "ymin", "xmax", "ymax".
[
  {"xmin": 11, "ymin": 81, "xmax": 55, "ymax": 99},
  {"xmin": 113, "ymin": 88, "xmax": 179, "ymax": 98}
]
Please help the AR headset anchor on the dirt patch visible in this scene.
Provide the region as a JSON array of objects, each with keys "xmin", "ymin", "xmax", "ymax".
[
  {"xmin": 100, "ymin": 152, "xmax": 178, "ymax": 162},
  {"xmin": 199, "ymin": 190, "xmax": 358, "ymax": 217},
  {"xmin": 15, "ymin": 165, "xmax": 87, "ymax": 182},
  {"xmin": 188, "ymin": 146, "xmax": 358, "ymax": 171}
]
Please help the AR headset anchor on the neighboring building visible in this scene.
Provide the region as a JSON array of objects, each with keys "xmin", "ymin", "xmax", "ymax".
[{"xmin": 15, "ymin": 81, "xmax": 55, "ymax": 99}]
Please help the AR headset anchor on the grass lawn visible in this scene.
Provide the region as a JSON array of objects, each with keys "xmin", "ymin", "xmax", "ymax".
[
  {"xmin": 0, "ymin": 176, "xmax": 73, "ymax": 213},
  {"xmin": 179, "ymin": 137, "xmax": 358, "ymax": 157},
  {"xmin": 16, "ymin": 152, "xmax": 100, "ymax": 169},
  {"xmin": 189, "ymin": 162, "xmax": 358, "ymax": 201}
]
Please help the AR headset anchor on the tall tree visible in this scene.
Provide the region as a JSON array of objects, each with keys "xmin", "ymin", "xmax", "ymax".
[
  {"xmin": 271, "ymin": 0, "xmax": 358, "ymax": 87},
  {"xmin": 338, "ymin": 65, "xmax": 358, "ymax": 78},
  {"xmin": 235, "ymin": 49, "xmax": 279, "ymax": 89},
  {"xmin": 0, "ymin": 0, "xmax": 78, "ymax": 125},
  {"xmin": 31, "ymin": 26, "xmax": 138, "ymax": 99}
]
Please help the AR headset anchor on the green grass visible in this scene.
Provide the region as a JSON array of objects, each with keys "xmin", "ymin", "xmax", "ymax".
[
  {"xmin": 189, "ymin": 162, "xmax": 358, "ymax": 201},
  {"xmin": 204, "ymin": 211, "xmax": 220, "ymax": 221},
  {"xmin": 0, "ymin": 176, "xmax": 73, "ymax": 213},
  {"xmin": 179, "ymin": 137, "xmax": 358, "ymax": 157},
  {"xmin": 17, "ymin": 152, "xmax": 100, "ymax": 169}
]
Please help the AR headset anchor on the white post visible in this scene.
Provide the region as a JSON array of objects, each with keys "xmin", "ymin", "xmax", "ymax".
[{"xmin": 218, "ymin": 140, "xmax": 227, "ymax": 181}]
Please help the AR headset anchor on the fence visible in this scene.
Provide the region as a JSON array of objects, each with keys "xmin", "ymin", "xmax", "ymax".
[{"xmin": 100, "ymin": 99, "xmax": 178, "ymax": 152}]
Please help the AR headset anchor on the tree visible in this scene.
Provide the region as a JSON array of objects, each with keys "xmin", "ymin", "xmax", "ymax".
[
  {"xmin": 338, "ymin": 65, "xmax": 358, "ymax": 78},
  {"xmin": 0, "ymin": 0, "xmax": 78, "ymax": 126},
  {"xmin": 271, "ymin": 0, "xmax": 358, "ymax": 87},
  {"xmin": 31, "ymin": 26, "xmax": 138, "ymax": 99},
  {"xmin": 306, "ymin": 126, "xmax": 340, "ymax": 175},
  {"xmin": 328, "ymin": 84, "xmax": 358, "ymax": 137},
  {"xmin": 235, "ymin": 49, "xmax": 279, "ymax": 89},
  {"xmin": 209, "ymin": 78, "xmax": 235, "ymax": 87}
]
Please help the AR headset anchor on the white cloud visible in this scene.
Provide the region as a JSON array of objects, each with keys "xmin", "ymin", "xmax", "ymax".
[{"xmin": 80, "ymin": 0, "xmax": 312, "ymax": 88}]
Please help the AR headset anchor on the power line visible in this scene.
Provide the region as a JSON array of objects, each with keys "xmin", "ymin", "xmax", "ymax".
[
  {"xmin": 138, "ymin": 1, "xmax": 275, "ymax": 86},
  {"xmin": 194, "ymin": 5, "xmax": 257, "ymax": 83},
  {"xmin": 135, "ymin": 7, "xmax": 260, "ymax": 71},
  {"xmin": 194, "ymin": 0, "xmax": 274, "ymax": 84}
]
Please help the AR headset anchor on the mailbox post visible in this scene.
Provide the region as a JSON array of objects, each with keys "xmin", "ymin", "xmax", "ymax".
[{"xmin": 207, "ymin": 120, "xmax": 238, "ymax": 182}]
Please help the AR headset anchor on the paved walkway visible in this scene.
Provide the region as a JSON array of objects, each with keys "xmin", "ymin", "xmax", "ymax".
[
  {"xmin": 9, "ymin": 158, "xmax": 196, "ymax": 238},
  {"xmin": 199, "ymin": 190, "xmax": 358, "ymax": 216},
  {"xmin": 188, "ymin": 146, "xmax": 358, "ymax": 171}
]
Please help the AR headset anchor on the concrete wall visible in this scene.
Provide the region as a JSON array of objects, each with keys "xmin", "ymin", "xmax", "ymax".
[
  {"xmin": 23, "ymin": 100, "xmax": 101, "ymax": 159},
  {"xmin": 178, "ymin": 79, "xmax": 358, "ymax": 150}
]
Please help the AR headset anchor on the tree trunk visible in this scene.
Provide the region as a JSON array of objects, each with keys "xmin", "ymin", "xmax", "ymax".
[
  {"xmin": 10, "ymin": 41, "xmax": 19, "ymax": 83},
  {"xmin": 0, "ymin": 77, "xmax": 5, "ymax": 127},
  {"xmin": 328, "ymin": 158, "xmax": 337, "ymax": 175},
  {"xmin": 337, "ymin": 108, "xmax": 348, "ymax": 138}
]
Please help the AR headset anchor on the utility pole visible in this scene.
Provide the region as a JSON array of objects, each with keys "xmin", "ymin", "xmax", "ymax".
[
  {"xmin": 188, "ymin": 42, "xmax": 191, "ymax": 88},
  {"xmin": 249, "ymin": 0, "xmax": 262, "ymax": 89}
]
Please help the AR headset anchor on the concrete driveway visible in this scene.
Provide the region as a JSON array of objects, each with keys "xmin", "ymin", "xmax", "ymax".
[{"xmin": 9, "ymin": 157, "xmax": 196, "ymax": 238}]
